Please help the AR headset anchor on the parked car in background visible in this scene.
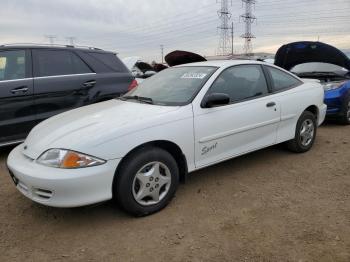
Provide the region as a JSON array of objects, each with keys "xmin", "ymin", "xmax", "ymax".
[
  {"xmin": 0, "ymin": 44, "xmax": 136, "ymax": 146},
  {"xmin": 7, "ymin": 60, "xmax": 326, "ymax": 216},
  {"xmin": 275, "ymin": 41, "xmax": 350, "ymax": 124},
  {"xmin": 122, "ymin": 56, "xmax": 156, "ymax": 84}
]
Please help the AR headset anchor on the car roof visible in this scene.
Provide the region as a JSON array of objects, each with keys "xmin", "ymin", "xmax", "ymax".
[
  {"xmin": 176, "ymin": 59, "xmax": 268, "ymax": 68},
  {"xmin": 0, "ymin": 44, "xmax": 114, "ymax": 54}
]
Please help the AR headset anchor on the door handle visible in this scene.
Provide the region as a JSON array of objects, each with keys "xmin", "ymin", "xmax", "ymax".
[
  {"xmin": 266, "ymin": 102, "xmax": 276, "ymax": 108},
  {"xmin": 11, "ymin": 86, "xmax": 28, "ymax": 94},
  {"xmin": 82, "ymin": 80, "xmax": 96, "ymax": 88}
]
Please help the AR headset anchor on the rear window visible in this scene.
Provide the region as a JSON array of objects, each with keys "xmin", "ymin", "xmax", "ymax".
[
  {"xmin": 87, "ymin": 52, "xmax": 125, "ymax": 72},
  {"xmin": 34, "ymin": 50, "xmax": 93, "ymax": 77}
]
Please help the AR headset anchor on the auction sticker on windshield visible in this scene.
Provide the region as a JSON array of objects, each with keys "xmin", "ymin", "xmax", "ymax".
[{"xmin": 181, "ymin": 73, "xmax": 208, "ymax": 79}]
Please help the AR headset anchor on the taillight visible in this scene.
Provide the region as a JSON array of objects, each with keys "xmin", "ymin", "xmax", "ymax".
[{"xmin": 128, "ymin": 79, "xmax": 138, "ymax": 91}]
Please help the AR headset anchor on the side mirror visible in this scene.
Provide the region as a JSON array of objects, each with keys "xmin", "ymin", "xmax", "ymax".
[{"xmin": 202, "ymin": 93, "xmax": 230, "ymax": 108}]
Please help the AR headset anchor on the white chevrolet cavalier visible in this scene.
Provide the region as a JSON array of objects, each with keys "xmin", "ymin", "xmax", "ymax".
[{"xmin": 7, "ymin": 60, "xmax": 327, "ymax": 216}]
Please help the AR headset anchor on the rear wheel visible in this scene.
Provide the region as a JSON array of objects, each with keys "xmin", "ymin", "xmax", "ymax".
[
  {"xmin": 113, "ymin": 147, "xmax": 179, "ymax": 217},
  {"xmin": 339, "ymin": 96, "xmax": 350, "ymax": 125},
  {"xmin": 287, "ymin": 111, "xmax": 317, "ymax": 153}
]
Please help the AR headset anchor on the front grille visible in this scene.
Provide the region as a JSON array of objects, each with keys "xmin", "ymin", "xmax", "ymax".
[
  {"xmin": 33, "ymin": 188, "xmax": 53, "ymax": 200},
  {"xmin": 17, "ymin": 181, "xmax": 29, "ymax": 194}
]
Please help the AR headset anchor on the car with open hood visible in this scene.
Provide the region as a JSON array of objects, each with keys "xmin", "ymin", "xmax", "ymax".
[
  {"xmin": 275, "ymin": 41, "xmax": 350, "ymax": 124},
  {"xmin": 7, "ymin": 60, "xmax": 326, "ymax": 216}
]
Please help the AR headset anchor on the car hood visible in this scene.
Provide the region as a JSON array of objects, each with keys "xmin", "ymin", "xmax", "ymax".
[
  {"xmin": 165, "ymin": 50, "xmax": 207, "ymax": 67},
  {"xmin": 153, "ymin": 63, "xmax": 168, "ymax": 72},
  {"xmin": 274, "ymin": 41, "xmax": 350, "ymax": 71},
  {"xmin": 135, "ymin": 62, "xmax": 154, "ymax": 73},
  {"xmin": 23, "ymin": 100, "xmax": 180, "ymax": 160}
]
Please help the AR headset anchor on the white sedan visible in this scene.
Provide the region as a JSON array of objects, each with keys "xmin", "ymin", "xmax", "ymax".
[{"xmin": 7, "ymin": 60, "xmax": 327, "ymax": 216}]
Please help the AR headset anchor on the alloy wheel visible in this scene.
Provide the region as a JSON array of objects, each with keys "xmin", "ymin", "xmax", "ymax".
[{"xmin": 299, "ymin": 119, "xmax": 315, "ymax": 147}]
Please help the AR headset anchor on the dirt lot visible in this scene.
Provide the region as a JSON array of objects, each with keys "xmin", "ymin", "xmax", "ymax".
[{"xmin": 0, "ymin": 123, "xmax": 349, "ymax": 262}]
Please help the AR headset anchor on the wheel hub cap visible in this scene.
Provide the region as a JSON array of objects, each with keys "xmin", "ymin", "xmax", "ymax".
[
  {"xmin": 132, "ymin": 162, "xmax": 171, "ymax": 206},
  {"xmin": 300, "ymin": 119, "xmax": 315, "ymax": 147}
]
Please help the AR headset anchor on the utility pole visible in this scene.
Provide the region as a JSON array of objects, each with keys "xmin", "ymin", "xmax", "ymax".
[
  {"xmin": 45, "ymin": 35, "xmax": 57, "ymax": 45},
  {"xmin": 66, "ymin": 36, "xmax": 76, "ymax": 46},
  {"xmin": 217, "ymin": 0, "xmax": 232, "ymax": 56},
  {"xmin": 160, "ymin": 45, "xmax": 164, "ymax": 64},
  {"xmin": 231, "ymin": 21, "xmax": 234, "ymax": 57},
  {"xmin": 240, "ymin": 0, "xmax": 257, "ymax": 56}
]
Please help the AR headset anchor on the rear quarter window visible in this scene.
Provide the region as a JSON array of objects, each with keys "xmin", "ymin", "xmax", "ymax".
[
  {"xmin": 87, "ymin": 52, "xmax": 126, "ymax": 72},
  {"xmin": 266, "ymin": 66, "xmax": 302, "ymax": 92}
]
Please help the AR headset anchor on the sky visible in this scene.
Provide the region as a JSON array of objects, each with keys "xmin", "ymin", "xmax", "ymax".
[{"xmin": 1, "ymin": 0, "xmax": 350, "ymax": 62}]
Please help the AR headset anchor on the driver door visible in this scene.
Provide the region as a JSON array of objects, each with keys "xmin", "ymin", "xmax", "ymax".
[{"xmin": 193, "ymin": 64, "xmax": 281, "ymax": 168}]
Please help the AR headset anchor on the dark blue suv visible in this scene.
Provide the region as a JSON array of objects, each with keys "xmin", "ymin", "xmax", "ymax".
[
  {"xmin": 0, "ymin": 44, "xmax": 136, "ymax": 146},
  {"xmin": 275, "ymin": 41, "xmax": 350, "ymax": 125}
]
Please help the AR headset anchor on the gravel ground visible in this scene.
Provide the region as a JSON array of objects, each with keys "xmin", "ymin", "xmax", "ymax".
[{"xmin": 0, "ymin": 122, "xmax": 349, "ymax": 262}]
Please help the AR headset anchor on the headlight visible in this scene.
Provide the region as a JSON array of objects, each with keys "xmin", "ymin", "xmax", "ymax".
[
  {"xmin": 323, "ymin": 82, "xmax": 345, "ymax": 91},
  {"xmin": 37, "ymin": 149, "xmax": 106, "ymax": 169}
]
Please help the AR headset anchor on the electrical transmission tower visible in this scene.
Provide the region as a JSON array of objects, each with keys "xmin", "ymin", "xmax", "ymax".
[
  {"xmin": 66, "ymin": 36, "xmax": 76, "ymax": 46},
  {"xmin": 45, "ymin": 35, "xmax": 57, "ymax": 45},
  {"xmin": 217, "ymin": 0, "xmax": 232, "ymax": 56},
  {"xmin": 240, "ymin": 0, "xmax": 257, "ymax": 56}
]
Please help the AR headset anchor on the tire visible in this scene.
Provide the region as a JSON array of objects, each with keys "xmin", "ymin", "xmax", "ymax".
[
  {"xmin": 338, "ymin": 95, "xmax": 350, "ymax": 125},
  {"xmin": 287, "ymin": 111, "xmax": 317, "ymax": 153},
  {"xmin": 113, "ymin": 147, "xmax": 179, "ymax": 217}
]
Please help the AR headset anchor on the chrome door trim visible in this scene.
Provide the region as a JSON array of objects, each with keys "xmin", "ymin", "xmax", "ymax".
[{"xmin": 0, "ymin": 73, "xmax": 97, "ymax": 83}]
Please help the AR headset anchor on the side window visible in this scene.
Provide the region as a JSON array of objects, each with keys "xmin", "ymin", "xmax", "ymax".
[
  {"xmin": 267, "ymin": 66, "xmax": 301, "ymax": 91},
  {"xmin": 34, "ymin": 50, "xmax": 92, "ymax": 77},
  {"xmin": 87, "ymin": 52, "xmax": 124, "ymax": 72},
  {"xmin": 0, "ymin": 50, "xmax": 26, "ymax": 81},
  {"xmin": 208, "ymin": 65, "xmax": 268, "ymax": 103}
]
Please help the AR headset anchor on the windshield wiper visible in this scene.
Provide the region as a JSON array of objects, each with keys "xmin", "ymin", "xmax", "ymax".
[{"xmin": 121, "ymin": 95, "xmax": 154, "ymax": 104}]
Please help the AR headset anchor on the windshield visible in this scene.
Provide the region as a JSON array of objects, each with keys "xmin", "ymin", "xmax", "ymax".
[
  {"xmin": 123, "ymin": 66, "xmax": 217, "ymax": 106},
  {"xmin": 291, "ymin": 62, "xmax": 348, "ymax": 74}
]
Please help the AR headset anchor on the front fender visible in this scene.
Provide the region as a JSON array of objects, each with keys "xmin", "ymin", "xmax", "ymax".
[{"xmin": 88, "ymin": 116, "xmax": 196, "ymax": 172}]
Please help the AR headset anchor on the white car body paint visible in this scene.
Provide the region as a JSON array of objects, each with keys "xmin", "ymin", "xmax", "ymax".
[{"xmin": 7, "ymin": 60, "xmax": 327, "ymax": 207}]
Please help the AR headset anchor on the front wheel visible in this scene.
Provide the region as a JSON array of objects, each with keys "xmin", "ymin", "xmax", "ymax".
[
  {"xmin": 339, "ymin": 96, "xmax": 350, "ymax": 125},
  {"xmin": 287, "ymin": 111, "xmax": 317, "ymax": 153},
  {"xmin": 113, "ymin": 147, "xmax": 179, "ymax": 217}
]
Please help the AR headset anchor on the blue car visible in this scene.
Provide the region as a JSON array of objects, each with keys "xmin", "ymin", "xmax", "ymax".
[
  {"xmin": 324, "ymin": 80, "xmax": 350, "ymax": 123},
  {"xmin": 275, "ymin": 41, "xmax": 350, "ymax": 124}
]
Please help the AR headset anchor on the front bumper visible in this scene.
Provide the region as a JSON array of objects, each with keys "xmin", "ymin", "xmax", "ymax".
[
  {"xmin": 318, "ymin": 104, "xmax": 327, "ymax": 126},
  {"xmin": 324, "ymin": 83, "xmax": 350, "ymax": 116},
  {"xmin": 7, "ymin": 144, "xmax": 121, "ymax": 208}
]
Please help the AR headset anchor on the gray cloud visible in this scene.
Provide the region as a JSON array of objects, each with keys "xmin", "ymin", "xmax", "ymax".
[{"xmin": 1, "ymin": 0, "xmax": 349, "ymax": 62}]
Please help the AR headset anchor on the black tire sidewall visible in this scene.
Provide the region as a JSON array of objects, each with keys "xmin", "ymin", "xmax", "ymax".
[
  {"xmin": 114, "ymin": 147, "xmax": 179, "ymax": 216},
  {"xmin": 294, "ymin": 111, "xmax": 317, "ymax": 152},
  {"xmin": 340, "ymin": 95, "xmax": 350, "ymax": 125}
]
